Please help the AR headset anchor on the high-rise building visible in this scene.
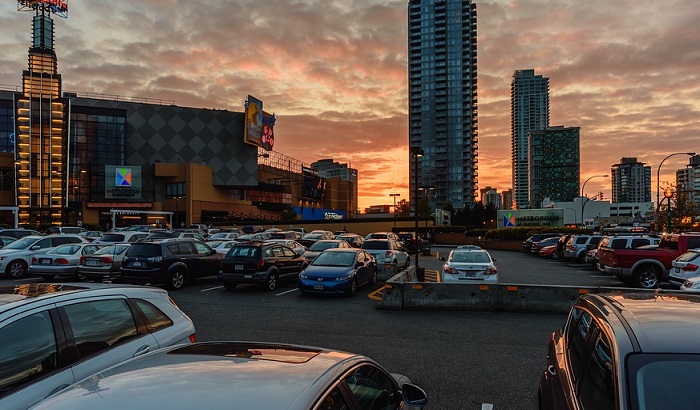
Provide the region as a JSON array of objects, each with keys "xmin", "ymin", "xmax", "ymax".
[
  {"xmin": 311, "ymin": 159, "xmax": 359, "ymax": 218},
  {"xmin": 408, "ymin": 0, "xmax": 479, "ymax": 210},
  {"xmin": 511, "ymin": 69, "xmax": 550, "ymax": 209},
  {"xmin": 501, "ymin": 189, "xmax": 513, "ymax": 210},
  {"xmin": 480, "ymin": 186, "xmax": 501, "ymax": 209},
  {"xmin": 676, "ymin": 155, "xmax": 700, "ymax": 208},
  {"xmin": 611, "ymin": 157, "xmax": 651, "ymax": 203},
  {"xmin": 528, "ymin": 126, "xmax": 580, "ymax": 206}
]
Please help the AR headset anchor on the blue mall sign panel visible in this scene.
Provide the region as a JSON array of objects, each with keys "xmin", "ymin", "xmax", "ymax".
[
  {"xmin": 497, "ymin": 209, "xmax": 564, "ymax": 228},
  {"xmin": 105, "ymin": 165, "xmax": 142, "ymax": 199},
  {"xmin": 294, "ymin": 206, "xmax": 346, "ymax": 221}
]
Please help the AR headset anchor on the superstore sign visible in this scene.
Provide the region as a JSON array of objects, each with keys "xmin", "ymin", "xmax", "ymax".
[
  {"xmin": 497, "ymin": 209, "xmax": 564, "ymax": 228},
  {"xmin": 18, "ymin": 0, "xmax": 68, "ymax": 13}
]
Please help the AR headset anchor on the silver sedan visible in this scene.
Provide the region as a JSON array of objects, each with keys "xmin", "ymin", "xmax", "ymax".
[
  {"xmin": 29, "ymin": 243, "xmax": 103, "ymax": 281},
  {"xmin": 77, "ymin": 243, "xmax": 131, "ymax": 282}
]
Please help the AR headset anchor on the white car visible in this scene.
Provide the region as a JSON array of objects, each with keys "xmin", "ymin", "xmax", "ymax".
[
  {"xmin": 207, "ymin": 239, "xmax": 240, "ymax": 255},
  {"xmin": 361, "ymin": 239, "xmax": 410, "ymax": 269},
  {"xmin": 669, "ymin": 248, "xmax": 700, "ymax": 288},
  {"xmin": 265, "ymin": 239, "xmax": 306, "ymax": 255},
  {"xmin": 0, "ymin": 283, "xmax": 196, "ymax": 409},
  {"xmin": 28, "ymin": 243, "xmax": 103, "ymax": 281},
  {"xmin": 681, "ymin": 274, "xmax": 700, "ymax": 292},
  {"xmin": 208, "ymin": 232, "xmax": 241, "ymax": 241},
  {"xmin": 95, "ymin": 231, "xmax": 150, "ymax": 244},
  {"xmin": 440, "ymin": 247, "xmax": 498, "ymax": 283},
  {"xmin": 0, "ymin": 235, "xmax": 89, "ymax": 279}
]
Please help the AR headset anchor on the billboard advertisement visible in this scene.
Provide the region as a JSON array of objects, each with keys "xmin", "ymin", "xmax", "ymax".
[
  {"xmin": 244, "ymin": 95, "xmax": 263, "ymax": 148},
  {"xmin": 294, "ymin": 206, "xmax": 346, "ymax": 221},
  {"xmin": 302, "ymin": 166, "xmax": 326, "ymax": 202},
  {"xmin": 18, "ymin": 0, "xmax": 68, "ymax": 18},
  {"xmin": 104, "ymin": 165, "xmax": 142, "ymax": 199},
  {"xmin": 497, "ymin": 209, "xmax": 564, "ymax": 228}
]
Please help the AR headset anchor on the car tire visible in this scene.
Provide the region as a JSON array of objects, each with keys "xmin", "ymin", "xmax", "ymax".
[
  {"xmin": 551, "ymin": 251, "xmax": 560, "ymax": 260},
  {"xmin": 166, "ymin": 269, "xmax": 186, "ymax": 290},
  {"xmin": 74, "ymin": 272, "xmax": 87, "ymax": 281},
  {"xmin": 5, "ymin": 260, "xmax": 27, "ymax": 279},
  {"xmin": 370, "ymin": 268, "xmax": 377, "ymax": 285},
  {"xmin": 223, "ymin": 281, "xmax": 238, "ymax": 291},
  {"xmin": 265, "ymin": 272, "xmax": 278, "ymax": 291},
  {"xmin": 349, "ymin": 277, "xmax": 358, "ymax": 296},
  {"xmin": 39, "ymin": 274, "xmax": 55, "ymax": 281},
  {"xmin": 634, "ymin": 264, "xmax": 659, "ymax": 289}
]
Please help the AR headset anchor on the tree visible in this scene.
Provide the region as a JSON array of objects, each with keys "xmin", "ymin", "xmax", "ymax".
[{"xmin": 395, "ymin": 199, "xmax": 411, "ymax": 217}]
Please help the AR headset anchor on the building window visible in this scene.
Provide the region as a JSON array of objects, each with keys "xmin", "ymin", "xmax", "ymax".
[{"xmin": 166, "ymin": 182, "xmax": 186, "ymax": 198}]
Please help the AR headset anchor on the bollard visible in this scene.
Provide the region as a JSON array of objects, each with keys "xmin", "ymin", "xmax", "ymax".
[{"xmin": 416, "ymin": 267, "xmax": 425, "ymax": 282}]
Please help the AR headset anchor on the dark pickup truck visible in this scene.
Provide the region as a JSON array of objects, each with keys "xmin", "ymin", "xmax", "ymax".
[{"xmin": 598, "ymin": 233, "xmax": 700, "ymax": 289}]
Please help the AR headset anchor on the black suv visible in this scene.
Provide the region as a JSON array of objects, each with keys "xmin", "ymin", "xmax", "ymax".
[
  {"xmin": 219, "ymin": 242, "xmax": 308, "ymax": 291},
  {"xmin": 397, "ymin": 232, "xmax": 431, "ymax": 255},
  {"xmin": 119, "ymin": 239, "xmax": 220, "ymax": 290},
  {"xmin": 539, "ymin": 292, "xmax": 700, "ymax": 410}
]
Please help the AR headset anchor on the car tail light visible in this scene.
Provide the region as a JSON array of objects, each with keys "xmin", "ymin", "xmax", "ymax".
[
  {"xmin": 101, "ymin": 256, "xmax": 114, "ymax": 264},
  {"xmin": 484, "ymin": 267, "xmax": 498, "ymax": 275},
  {"xmin": 31, "ymin": 257, "xmax": 37, "ymax": 264},
  {"xmin": 256, "ymin": 259, "xmax": 265, "ymax": 269},
  {"xmin": 79, "ymin": 256, "xmax": 86, "ymax": 264},
  {"xmin": 682, "ymin": 263, "xmax": 699, "ymax": 271},
  {"xmin": 384, "ymin": 251, "xmax": 393, "ymax": 259},
  {"xmin": 189, "ymin": 333, "xmax": 197, "ymax": 343},
  {"xmin": 55, "ymin": 258, "xmax": 69, "ymax": 265}
]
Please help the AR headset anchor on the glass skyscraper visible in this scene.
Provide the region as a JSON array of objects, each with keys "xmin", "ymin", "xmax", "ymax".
[
  {"xmin": 511, "ymin": 69, "xmax": 549, "ymax": 209},
  {"xmin": 408, "ymin": 0, "xmax": 479, "ymax": 210}
]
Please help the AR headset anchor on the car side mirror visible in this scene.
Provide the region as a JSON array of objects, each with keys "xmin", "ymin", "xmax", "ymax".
[
  {"xmin": 492, "ymin": 258, "xmax": 497, "ymax": 262},
  {"xmin": 439, "ymin": 256, "xmax": 446, "ymax": 261},
  {"xmin": 401, "ymin": 383, "xmax": 428, "ymax": 408}
]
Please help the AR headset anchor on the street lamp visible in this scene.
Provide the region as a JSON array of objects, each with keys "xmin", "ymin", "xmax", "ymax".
[
  {"xmin": 390, "ymin": 193, "xmax": 400, "ymax": 228},
  {"xmin": 664, "ymin": 187, "xmax": 673, "ymax": 233},
  {"xmin": 580, "ymin": 174, "xmax": 608, "ymax": 227},
  {"xmin": 410, "ymin": 146, "xmax": 424, "ymax": 280},
  {"xmin": 656, "ymin": 152, "xmax": 695, "ymax": 212},
  {"xmin": 418, "ymin": 185, "xmax": 435, "ymax": 231}
]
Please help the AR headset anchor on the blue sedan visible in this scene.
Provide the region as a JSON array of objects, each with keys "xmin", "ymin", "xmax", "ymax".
[{"xmin": 298, "ymin": 248, "xmax": 377, "ymax": 296}]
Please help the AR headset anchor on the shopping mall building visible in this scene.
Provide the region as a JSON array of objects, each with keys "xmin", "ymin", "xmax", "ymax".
[{"xmin": 0, "ymin": 2, "xmax": 357, "ymax": 229}]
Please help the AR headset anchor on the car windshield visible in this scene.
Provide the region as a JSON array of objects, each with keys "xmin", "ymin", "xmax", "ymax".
[
  {"xmin": 312, "ymin": 251, "xmax": 356, "ymax": 267},
  {"xmin": 362, "ymin": 241, "xmax": 389, "ymax": 250},
  {"xmin": 46, "ymin": 244, "xmax": 82, "ymax": 255},
  {"xmin": 309, "ymin": 242, "xmax": 339, "ymax": 251},
  {"xmin": 3, "ymin": 237, "xmax": 38, "ymax": 250},
  {"xmin": 93, "ymin": 244, "xmax": 129, "ymax": 255},
  {"xmin": 100, "ymin": 234, "xmax": 126, "ymax": 242},
  {"xmin": 450, "ymin": 251, "xmax": 490, "ymax": 263},
  {"xmin": 126, "ymin": 243, "xmax": 161, "ymax": 258},
  {"xmin": 676, "ymin": 250, "xmax": 700, "ymax": 263},
  {"xmin": 627, "ymin": 353, "xmax": 700, "ymax": 410},
  {"xmin": 302, "ymin": 234, "xmax": 324, "ymax": 240},
  {"xmin": 227, "ymin": 246, "xmax": 260, "ymax": 258}
]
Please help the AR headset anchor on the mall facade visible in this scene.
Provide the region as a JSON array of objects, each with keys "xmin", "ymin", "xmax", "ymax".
[{"xmin": 0, "ymin": 2, "xmax": 356, "ymax": 229}]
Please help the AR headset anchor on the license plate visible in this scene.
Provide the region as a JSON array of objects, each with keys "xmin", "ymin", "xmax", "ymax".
[
  {"xmin": 244, "ymin": 274, "xmax": 252, "ymax": 279},
  {"xmin": 132, "ymin": 261, "xmax": 143, "ymax": 267},
  {"xmin": 85, "ymin": 260, "xmax": 100, "ymax": 266},
  {"xmin": 40, "ymin": 258, "xmax": 52, "ymax": 264},
  {"xmin": 385, "ymin": 264, "xmax": 392, "ymax": 269},
  {"xmin": 465, "ymin": 271, "xmax": 476, "ymax": 277},
  {"xmin": 314, "ymin": 284, "xmax": 324, "ymax": 290},
  {"xmin": 235, "ymin": 264, "xmax": 244, "ymax": 270}
]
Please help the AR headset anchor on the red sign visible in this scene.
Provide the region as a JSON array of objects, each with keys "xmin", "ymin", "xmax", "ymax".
[
  {"xmin": 87, "ymin": 202, "xmax": 153, "ymax": 209},
  {"xmin": 18, "ymin": 0, "xmax": 68, "ymax": 17}
]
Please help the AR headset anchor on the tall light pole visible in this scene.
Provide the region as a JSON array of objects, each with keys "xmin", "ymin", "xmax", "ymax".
[
  {"xmin": 581, "ymin": 174, "xmax": 608, "ymax": 227},
  {"xmin": 390, "ymin": 193, "xmax": 400, "ymax": 228},
  {"xmin": 664, "ymin": 187, "xmax": 673, "ymax": 233},
  {"xmin": 656, "ymin": 152, "xmax": 695, "ymax": 213},
  {"xmin": 410, "ymin": 146, "xmax": 424, "ymax": 280}
]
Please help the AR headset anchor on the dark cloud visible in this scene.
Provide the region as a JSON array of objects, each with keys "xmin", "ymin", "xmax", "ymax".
[{"xmin": 1, "ymin": 0, "xmax": 699, "ymax": 207}]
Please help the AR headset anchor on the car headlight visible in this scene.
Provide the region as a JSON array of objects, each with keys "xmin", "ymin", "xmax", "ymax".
[
  {"xmin": 299, "ymin": 273, "xmax": 308, "ymax": 279},
  {"xmin": 0, "ymin": 256, "xmax": 5, "ymax": 261},
  {"xmin": 336, "ymin": 274, "xmax": 353, "ymax": 281}
]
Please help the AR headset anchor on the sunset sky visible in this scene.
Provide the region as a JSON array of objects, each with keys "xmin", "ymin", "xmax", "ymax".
[{"xmin": 1, "ymin": 0, "xmax": 699, "ymax": 212}]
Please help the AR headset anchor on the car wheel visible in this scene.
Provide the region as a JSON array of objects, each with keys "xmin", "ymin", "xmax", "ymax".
[
  {"xmin": 166, "ymin": 269, "xmax": 186, "ymax": 290},
  {"xmin": 635, "ymin": 265, "xmax": 659, "ymax": 289},
  {"xmin": 265, "ymin": 272, "xmax": 278, "ymax": 291},
  {"xmin": 74, "ymin": 272, "xmax": 87, "ymax": 281},
  {"xmin": 551, "ymin": 251, "xmax": 560, "ymax": 260},
  {"xmin": 223, "ymin": 281, "xmax": 238, "ymax": 291},
  {"xmin": 370, "ymin": 268, "xmax": 377, "ymax": 285},
  {"xmin": 6, "ymin": 260, "xmax": 27, "ymax": 279},
  {"xmin": 39, "ymin": 274, "xmax": 55, "ymax": 281},
  {"xmin": 349, "ymin": 277, "xmax": 358, "ymax": 296}
]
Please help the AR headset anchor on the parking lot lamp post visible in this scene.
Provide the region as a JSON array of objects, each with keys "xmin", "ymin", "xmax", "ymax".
[
  {"xmin": 390, "ymin": 193, "xmax": 400, "ymax": 228},
  {"xmin": 656, "ymin": 152, "xmax": 695, "ymax": 214},
  {"xmin": 664, "ymin": 187, "xmax": 673, "ymax": 233},
  {"xmin": 410, "ymin": 146, "xmax": 424, "ymax": 280},
  {"xmin": 580, "ymin": 174, "xmax": 608, "ymax": 227}
]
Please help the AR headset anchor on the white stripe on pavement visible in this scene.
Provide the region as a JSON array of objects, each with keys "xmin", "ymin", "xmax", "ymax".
[
  {"xmin": 200, "ymin": 286, "xmax": 223, "ymax": 292},
  {"xmin": 276, "ymin": 288, "xmax": 298, "ymax": 296},
  {"xmin": 482, "ymin": 404, "xmax": 494, "ymax": 410}
]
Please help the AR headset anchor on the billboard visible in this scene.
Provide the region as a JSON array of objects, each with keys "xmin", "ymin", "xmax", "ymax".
[
  {"xmin": 18, "ymin": 0, "xmax": 68, "ymax": 18},
  {"xmin": 104, "ymin": 165, "xmax": 142, "ymax": 199},
  {"xmin": 497, "ymin": 209, "xmax": 564, "ymax": 228},
  {"xmin": 302, "ymin": 166, "xmax": 326, "ymax": 202},
  {"xmin": 244, "ymin": 96, "xmax": 276, "ymax": 151}
]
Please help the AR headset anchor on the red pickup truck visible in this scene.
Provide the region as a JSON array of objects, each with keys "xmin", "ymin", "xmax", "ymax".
[{"xmin": 598, "ymin": 233, "xmax": 700, "ymax": 289}]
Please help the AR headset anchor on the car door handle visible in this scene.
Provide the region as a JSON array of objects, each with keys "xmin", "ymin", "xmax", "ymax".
[
  {"xmin": 133, "ymin": 345, "xmax": 151, "ymax": 358},
  {"xmin": 547, "ymin": 365, "xmax": 556, "ymax": 376}
]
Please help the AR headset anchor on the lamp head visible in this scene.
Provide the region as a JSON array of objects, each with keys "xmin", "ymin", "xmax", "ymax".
[{"xmin": 664, "ymin": 187, "xmax": 673, "ymax": 199}]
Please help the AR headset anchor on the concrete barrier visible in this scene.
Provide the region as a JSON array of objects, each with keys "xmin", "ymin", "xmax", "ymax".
[{"xmin": 377, "ymin": 272, "xmax": 667, "ymax": 313}]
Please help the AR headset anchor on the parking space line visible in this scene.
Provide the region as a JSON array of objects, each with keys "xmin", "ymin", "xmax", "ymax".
[
  {"xmin": 482, "ymin": 404, "xmax": 494, "ymax": 410},
  {"xmin": 276, "ymin": 288, "xmax": 298, "ymax": 296},
  {"xmin": 368, "ymin": 286, "xmax": 385, "ymax": 300},
  {"xmin": 201, "ymin": 285, "xmax": 223, "ymax": 292}
]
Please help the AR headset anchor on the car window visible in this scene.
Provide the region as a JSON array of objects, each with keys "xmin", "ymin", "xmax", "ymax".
[
  {"xmin": 281, "ymin": 247, "xmax": 295, "ymax": 257},
  {"xmin": 631, "ymin": 238, "xmax": 649, "ymax": 249},
  {"xmin": 316, "ymin": 385, "xmax": 350, "ymax": 410},
  {"xmin": 126, "ymin": 243, "xmax": 161, "ymax": 257},
  {"xmin": 345, "ymin": 365, "xmax": 399, "ymax": 410},
  {"xmin": 178, "ymin": 242, "xmax": 196, "ymax": 255},
  {"xmin": 228, "ymin": 246, "xmax": 260, "ymax": 258},
  {"xmin": 129, "ymin": 234, "xmax": 149, "ymax": 242},
  {"xmin": 589, "ymin": 237, "xmax": 602, "ymax": 246},
  {"xmin": 101, "ymin": 234, "xmax": 126, "ymax": 242},
  {"xmin": 62, "ymin": 299, "xmax": 139, "ymax": 360},
  {"xmin": 575, "ymin": 237, "xmax": 588, "ymax": 244},
  {"xmin": 34, "ymin": 238, "xmax": 53, "ymax": 249},
  {"xmin": 194, "ymin": 242, "xmax": 212, "ymax": 255},
  {"xmin": 166, "ymin": 243, "xmax": 180, "ymax": 255},
  {"xmin": 566, "ymin": 308, "xmax": 597, "ymax": 383},
  {"xmin": 362, "ymin": 241, "xmax": 389, "ymax": 250},
  {"xmin": 271, "ymin": 247, "xmax": 284, "ymax": 257},
  {"xmin": 0, "ymin": 311, "xmax": 59, "ymax": 397},
  {"xmin": 578, "ymin": 331, "xmax": 615, "ymax": 410},
  {"xmin": 133, "ymin": 299, "xmax": 173, "ymax": 333},
  {"xmin": 50, "ymin": 244, "xmax": 81, "ymax": 255},
  {"xmin": 610, "ymin": 239, "xmax": 627, "ymax": 249}
]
